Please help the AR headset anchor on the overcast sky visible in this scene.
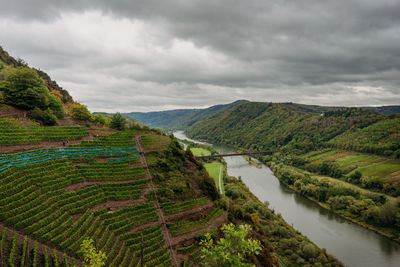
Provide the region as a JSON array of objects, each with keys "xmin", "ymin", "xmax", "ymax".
[{"xmin": 1, "ymin": 0, "xmax": 399, "ymax": 112}]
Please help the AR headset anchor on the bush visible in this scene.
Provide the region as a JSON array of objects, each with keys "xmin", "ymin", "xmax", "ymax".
[
  {"xmin": 319, "ymin": 161, "xmax": 343, "ymax": 178},
  {"xmin": 378, "ymin": 203, "xmax": 397, "ymax": 226},
  {"xmin": 225, "ymin": 185, "xmax": 244, "ymax": 200},
  {"xmin": 28, "ymin": 108, "xmax": 57, "ymax": 126},
  {"xmin": 302, "ymin": 243, "xmax": 318, "ymax": 259},
  {"xmin": 69, "ymin": 103, "xmax": 92, "ymax": 121},
  {"xmin": 349, "ymin": 171, "xmax": 362, "ymax": 183},
  {"xmin": 361, "ymin": 176, "xmax": 383, "ymax": 190},
  {"xmin": 92, "ymin": 114, "xmax": 106, "ymax": 126},
  {"xmin": 48, "ymin": 94, "xmax": 64, "ymax": 119},
  {"xmin": 243, "ymin": 200, "xmax": 259, "ymax": 214}
]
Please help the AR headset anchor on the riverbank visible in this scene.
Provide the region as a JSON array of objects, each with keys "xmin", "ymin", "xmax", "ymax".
[
  {"xmin": 175, "ymin": 131, "xmax": 400, "ymax": 267},
  {"xmin": 266, "ymin": 161, "xmax": 400, "ymax": 244},
  {"xmin": 175, "ymin": 133, "xmax": 343, "ymax": 266}
]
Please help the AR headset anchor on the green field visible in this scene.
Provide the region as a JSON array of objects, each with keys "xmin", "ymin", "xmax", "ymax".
[
  {"xmin": 205, "ymin": 162, "xmax": 224, "ymax": 194},
  {"xmin": 190, "ymin": 147, "xmax": 211, "ymax": 156},
  {"xmin": 356, "ymin": 161, "xmax": 400, "ymax": 179}
]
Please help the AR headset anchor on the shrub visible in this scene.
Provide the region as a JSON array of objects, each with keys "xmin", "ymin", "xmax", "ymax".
[
  {"xmin": 378, "ymin": 203, "xmax": 397, "ymax": 226},
  {"xmin": 28, "ymin": 108, "xmax": 57, "ymax": 126},
  {"xmin": 69, "ymin": 103, "xmax": 92, "ymax": 121},
  {"xmin": 302, "ymin": 243, "xmax": 318, "ymax": 259},
  {"xmin": 48, "ymin": 94, "xmax": 64, "ymax": 119},
  {"xmin": 243, "ymin": 200, "xmax": 259, "ymax": 214},
  {"xmin": 92, "ymin": 114, "xmax": 106, "ymax": 126},
  {"xmin": 349, "ymin": 171, "xmax": 362, "ymax": 183},
  {"xmin": 225, "ymin": 185, "xmax": 244, "ymax": 200}
]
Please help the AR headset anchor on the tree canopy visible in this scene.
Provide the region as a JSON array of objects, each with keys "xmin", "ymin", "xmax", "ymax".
[
  {"xmin": 80, "ymin": 239, "xmax": 106, "ymax": 267},
  {"xmin": 1, "ymin": 67, "xmax": 51, "ymax": 110},
  {"xmin": 200, "ymin": 223, "xmax": 262, "ymax": 267},
  {"xmin": 110, "ymin": 112, "xmax": 126, "ymax": 130}
]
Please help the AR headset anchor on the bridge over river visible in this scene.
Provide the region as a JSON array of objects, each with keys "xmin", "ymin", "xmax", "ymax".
[{"xmin": 195, "ymin": 151, "xmax": 273, "ymax": 159}]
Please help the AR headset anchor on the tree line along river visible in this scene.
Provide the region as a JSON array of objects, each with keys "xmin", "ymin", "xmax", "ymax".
[{"xmin": 174, "ymin": 131, "xmax": 400, "ymax": 267}]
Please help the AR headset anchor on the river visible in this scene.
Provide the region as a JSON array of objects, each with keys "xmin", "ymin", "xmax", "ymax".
[{"xmin": 174, "ymin": 131, "xmax": 400, "ymax": 267}]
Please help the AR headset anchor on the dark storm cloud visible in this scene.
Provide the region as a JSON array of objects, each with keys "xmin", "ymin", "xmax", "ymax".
[{"xmin": 0, "ymin": 0, "xmax": 399, "ymax": 111}]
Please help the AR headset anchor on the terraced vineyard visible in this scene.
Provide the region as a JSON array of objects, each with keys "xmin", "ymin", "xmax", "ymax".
[
  {"xmin": 0, "ymin": 130, "xmax": 227, "ymax": 266},
  {"xmin": 141, "ymin": 134, "xmax": 171, "ymax": 150},
  {"xmin": 0, "ymin": 118, "xmax": 89, "ymax": 144}
]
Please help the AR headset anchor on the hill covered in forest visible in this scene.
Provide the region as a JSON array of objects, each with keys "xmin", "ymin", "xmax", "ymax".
[
  {"xmin": 185, "ymin": 102, "xmax": 399, "ymax": 157},
  {"xmin": 185, "ymin": 101, "xmax": 400, "ymax": 242},
  {"xmin": 123, "ymin": 100, "xmax": 248, "ymax": 129}
]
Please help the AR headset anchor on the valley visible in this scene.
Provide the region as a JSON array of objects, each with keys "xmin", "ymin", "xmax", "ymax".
[
  {"xmin": 175, "ymin": 131, "xmax": 400, "ymax": 267},
  {"xmin": 1, "ymin": 45, "xmax": 399, "ymax": 266}
]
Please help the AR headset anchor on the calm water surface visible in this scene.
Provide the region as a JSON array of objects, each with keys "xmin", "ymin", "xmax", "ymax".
[{"xmin": 174, "ymin": 131, "xmax": 400, "ymax": 267}]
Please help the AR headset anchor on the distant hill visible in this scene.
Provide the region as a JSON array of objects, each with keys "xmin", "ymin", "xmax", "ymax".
[
  {"xmin": 185, "ymin": 101, "xmax": 400, "ymax": 157},
  {"xmin": 361, "ymin": 105, "xmax": 400, "ymax": 115},
  {"xmin": 123, "ymin": 100, "xmax": 248, "ymax": 129},
  {"xmin": 123, "ymin": 109, "xmax": 199, "ymax": 128}
]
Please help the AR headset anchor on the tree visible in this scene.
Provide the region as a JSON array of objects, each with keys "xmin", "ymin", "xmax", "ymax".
[
  {"xmin": 1, "ymin": 67, "xmax": 50, "ymax": 110},
  {"xmin": 379, "ymin": 202, "xmax": 397, "ymax": 226},
  {"xmin": 302, "ymin": 243, "xmax": 318, "ymax": 259},
  {"xmin": 48, "ymin": 94, "xmax": 64, "ymax": 119},
  {"xmin": 92, "ymin": 114, "xmax": 106, "ymax": 126},
  {"xmin": 28, "ymin": 108, "xmax": 57, "ymax": 126},
  {"xmin": 110, "ymin": 112, "xmax": 126, "ymax": 130},
  {"xmin": 200, "ymin": 223, "xmax": 262, "ymax": 267},
  {"xmin": 80, "ymin": 239, "xmax": 106, "ymax": 267},
  {"xmin": 349, "ymin": 171, "xmax": 362, "ymax": 183},
  {"xmin": 69, "ymin": 103, "xmax": 92, "ymax": 121}
]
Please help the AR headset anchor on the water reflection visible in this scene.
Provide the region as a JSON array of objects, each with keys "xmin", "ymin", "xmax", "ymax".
[{"xmin": 174, "ymin": 131, "xmax": 400, "ymax": 267}]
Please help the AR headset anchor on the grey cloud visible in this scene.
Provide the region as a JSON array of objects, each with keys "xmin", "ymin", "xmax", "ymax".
[{"xmin": 0, "ymin": 0, "xmax": 399, "ymax": 111}]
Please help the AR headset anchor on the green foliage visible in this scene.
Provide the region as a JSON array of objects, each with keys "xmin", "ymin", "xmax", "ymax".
[
  {"xmin": 44, "ymin": 247, "xmax": 49, "ymax": 267},
  {"xmin": 20, "ymin": 236, "xmax": 28, "ymax": 267},
  {"xmin": 329, "ymin": 118, "xmax": 400, "ymax": 156},
  {"xmin": 200, "ymin": 223, "xmax": 262, "ymax": 267},
  {"xmin": 28, "ymin": 108, "xmax": 57, "ymax": 126},
  {"xmin": 302, "ymin": 243, "xmax": 318, "ymax": 259},
  {"xmin": 110, "ymin": 112, "xmax": 126, "ymax": 130},
  {"xmin": 349, "ymin": 170, "xmax": 362, "ymax": 183},
  {"xmin": 186, "ymin": 102, "xmax": 383, "ymax": 155},
  {"xmin": 0, "ymin": 118, "xmax": 89, "ymax": 143},
  {"xmin": 378, "ymin": 203, "xmax": 398, "ymax": 226},
  {"xmin": 48, "ymin": 94, "xmax": 64, "ymax": 119},
  {"xmin": 1, "ymin": 227, "xmax": 7, "ymax": 265},
  {"xmin": 1, "ymin": 67, "xmax": 50, "ymax": 110},
  {"xmin": 69, "ymin": 103, "xmax": 93, "ymax": 121},
  {"xmin": 92, "ymin": 113, "xmax": 106, "ymax": 125},
  {"xmin": 80, "ymin": 238, "xmax": 107, "ymax": 267},
  {"xmin": 8, "ymin": 232, "xmax": 17, "ymax": 267}
]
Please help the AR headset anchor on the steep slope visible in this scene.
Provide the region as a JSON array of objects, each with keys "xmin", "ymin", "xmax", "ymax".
[
  {"xmin": 186, "ymin": 102, "xmax": 385, "ymax": 153},
  {"xmin": 185, "ymin": 101, "xmax": 400, "ymax": 243},
  {"xmin": 0, "ymin": 46, "xmax": 73, "ymax": 103},
  {"xmin": 329, "ymin": 116, "xmax": 400, "ymax": 155}
]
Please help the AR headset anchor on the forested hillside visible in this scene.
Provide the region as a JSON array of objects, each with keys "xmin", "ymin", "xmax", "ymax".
[
  {"xmin": 185, "ymin": 101, "xmax": 400, "ymax": 242},
  {"xmin": 123, "ymin": 100, "xmax": 247, "ymax": 129},
  {"xmin": 186, "ymin": 102, "xmax": 394, "ymax": 155},
  {"xmin": 0, "ymin": 46, "xmax": 73, "ymax": 104}
]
